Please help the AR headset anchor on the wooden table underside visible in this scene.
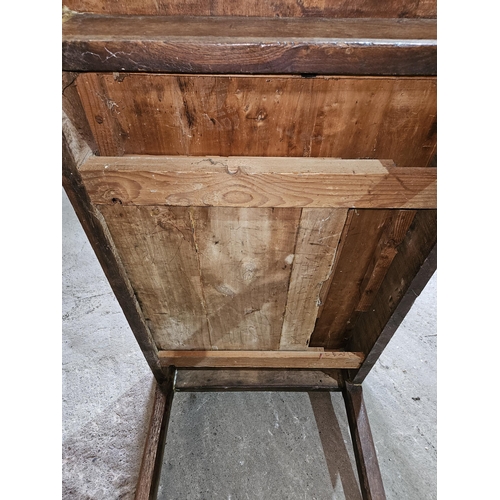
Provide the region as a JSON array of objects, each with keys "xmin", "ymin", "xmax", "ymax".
[{"xmin": 63, "ymin": 9, "xmax": 437, "ymax": 499}]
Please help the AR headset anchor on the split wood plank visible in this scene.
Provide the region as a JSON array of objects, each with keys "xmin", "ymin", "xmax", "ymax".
[
  {"xmin": 279, "ymin": 208, "xmax": 348, "ymax": 350},
  {"xmin": 63, "ymin": 0, "xmax": 436, "ymax": 18},
  {"xmin": 98, "ymin": 205, "xmax": 211, "ymax": 350},
  {"xmin": 80, "ymin": 156, "xmax": 437, "ymax": 209},
  {"xmin": 190, "ymin": 207, "xmax": 300, "ymax": 350},
  {"xmin": 159, "ymin": 350, "xmax": 364, "ymax": 369},
  {"xmin": 63, "ymin": 15, "xmax": 436, "ymax": 76},
  {"xmin": 75, "ymin": 73, "xmax": 437, "ymax": 168},
  {"xmin": 310, "ymin": 209, "xmax": 393, "ymax": 349},
  {"xmin": 174, "ymin": 369, "xmax": 341, "ymax": 392}
]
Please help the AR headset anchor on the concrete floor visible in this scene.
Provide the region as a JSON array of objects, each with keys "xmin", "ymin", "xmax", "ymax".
[{"xmin": 62, "ymin": 189, "xmax": 437, "ymax": 500}]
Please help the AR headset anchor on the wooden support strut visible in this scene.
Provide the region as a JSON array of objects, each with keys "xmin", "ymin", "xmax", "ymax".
[
  {"xmin": 80, "ymin": 156, "xmax": 437, "ymax": 209},
  {"xmin": 342, "ymin": 382, "xmax": 386, "ymax": 500},
  {"xmin": 136, "ymin": 368, "xmax": 387, "ymax": 499}
]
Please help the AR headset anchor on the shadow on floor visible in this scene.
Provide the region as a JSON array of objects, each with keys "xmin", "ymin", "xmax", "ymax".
[{"xmin": 308, "ymin": 392, "xmax": 362, "ymax": 500}]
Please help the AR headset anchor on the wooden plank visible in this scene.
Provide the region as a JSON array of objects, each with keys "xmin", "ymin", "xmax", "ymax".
[
  {"xmin": 158, "ymin": 350, "xmax": 364, "ymax": 369},
  {"xmin": 279, "ymin": 208, "xmax": 348, "ymax": 349},
  {"xmin": 174, "ymin": 369, "xmax": 341, "ymax": 392},
  {"xmin": 63, "ymin": 15, "xmax": 436, "ymax": 76},
  {"xmin": 356, "ymin": 210, "xmax": 416, "ymax": 312},
  {"xmin": 135, "ymin": 370, "xmax": 175, "ymax": 500},
  {"xmin": 348, "ymin": 211, "xmax": 437, "ymax": 384},
  {"xmin": 191, "ymin": 207, "xmax": 300, "ymax": 350},
  {"xmin": 97, "ymin": 206, "xmax": 212, "ymax": 350},
  {"xmin": 75, "ymin": 73, "xmax": 437, "ymax": 168},
  {"xmin": 63, "ymin": 0, "xmax": 436, "ymax": 18},
  {"xmin": 310, "ymin": 209, "xmax": 393, "ymax": 348},
  {"xmin": 80, "ymin": 156, "xmax": 437, "ymax": 209},
  {"xmin": 342, "ymin": 382, "xmax": 386, "ymax": 500},
  {"xmin": 62, "ymin": 97, "xmax": 165, "ymax": 381}
]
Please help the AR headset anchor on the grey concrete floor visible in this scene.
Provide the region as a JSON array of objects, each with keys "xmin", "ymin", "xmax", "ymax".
[{"xmin": 62, "ymin": 188, "xmax": 437, "ymax": 499}]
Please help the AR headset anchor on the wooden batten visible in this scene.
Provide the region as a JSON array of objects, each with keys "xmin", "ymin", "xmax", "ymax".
[
  {"xmin": 80, "ymin": 156, "xmax": 436, "ymax": 209},
  {"xmin": 158, "ymin": 350, "xmax": 364, "ymax": 369},
  {"xmin": 63, "ymin": 14, "xmax": 436, "ymax": 76}
]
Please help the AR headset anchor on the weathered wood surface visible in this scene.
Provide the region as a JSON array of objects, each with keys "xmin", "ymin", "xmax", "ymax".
[
  {"xmin": 63, "ymin": 0, "xmax": 436, "ymax": 18},
  {"xmin": 348, "ymin": 211, "xmax": 437, "ymax": 383},
  {"xmin": 311, "ymin": 209, "xmax": 393, "ymax": 348},
  {"xmin": 342, "ymin": 382, "xmax": 386, "ymax": 500},
  {"xmin": 191, "ymin": 207, "xmax": 300, "ymax": 350},
  {"xmin": 134, "ymin": 378, "xmax": 173, "ymax": 500},
  {"xmin": 355, "ymin": 210, "xmax": 416, "ymax": 312},
  {"xmin": 279, "ymin": 208, "xmax": 347, "ymax": 349},
  {"xmin": 75, "ymin": 73, "xmax": 437, "ymax": 168},
  {"xmin": 63, "ymin": 15, "xmax": 436, "ymax": 76},
  {"xmin": 159, "ymin": 350, "xmax": 364, "ymax": 369},
  {"xmin": 174, "ymin": 369, "xmax": 341, "ymax": 391},
  {"xmin": 80, "ymin": 156, "xmax": 437, "ymax": 209},
  {"xmin": 63, "ymin": 88, "xmax": 165, "ymax": 381},
  {"xmin": 98, "ymin": 205, "xmax": 212, "ymax": 350}
]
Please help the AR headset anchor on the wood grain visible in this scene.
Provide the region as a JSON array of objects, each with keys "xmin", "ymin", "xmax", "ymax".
[
  {"xmin": 63, "ymin": 98, "xmax": 165, "ymax": 381},
  {"xmin": 134, "ymin": 378, "xmax": 172, "ymax": 500},
  {"xmin": 63, "ymin": 15, "xmax": 436, "ymax": 76},
  {"xmin": 347, "ymin": 210, "xmax": 437, "ymax": 383},
  {"xmin": 97, "ymin": 205, "xmax": 211, "ymax": 350},
  {"xmin": 80, "ymin": 156, "xmax": 437, "ymax": 209},
  {"xmin": 158, "ymin": 350, "xmax": 364, "ymax": 369},
  {"xmin": 174, "ymin": 369, "xmax": 341, "ymax": 391},
  {"xmin": 279, "ymin": 208, "xmax": 348, "ymax": 349},
  {"xmin": 76, "ymin": 73, "xmax": 437, "ymax": 168},
  {"xmin": 342, "ymin": 382, "xmax": 386, "ymax": 500},
  {"xmin": 310, "ymin": 209, "xmax": 393, "ymax": 348},
  {"xmin": 63, "ymin": 0, "xmax": 436, "ymax": 18},
  {"xmin": 355, "ymin": 210, "xmax": 416, "ymax": 312},
  {"xmin": 191, "ymin": 207, "xmax": 300, "ymax": 350}
]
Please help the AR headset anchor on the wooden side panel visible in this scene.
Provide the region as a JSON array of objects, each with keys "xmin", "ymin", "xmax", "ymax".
[
  {"xmin": 98, "ymin": 205, "xmax": 211, "ymax": 350},
  {"xmin": 347, "ymin": 210, "xmax": 437, "ymax": 375},
  {"xmin": 279, "ymin": 208, "xmax": 347, "ymax": 350},
  {"xmin": 76, "ymin": 74, "xmax": 437, "ymax": 168},
  {"xmin": 192, "ymin": 207, "xmax": 300, "ymax": 350},
  {"xmin": 64, "ymin": 0, "xmax": 436, "ymax": 18},
  {"xmin": 311, "ymin": 209, "xmax": 392, "ymax": 348}
]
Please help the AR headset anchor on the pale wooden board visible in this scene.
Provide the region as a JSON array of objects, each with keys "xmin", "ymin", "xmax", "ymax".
[
  {"xmin": 80, "ymin": 156, "xmax": 436, "ymax": 209},
  {"xmin": 76, "ymin": 74, "xmax": 436, "ymax": 168},
  {"xmin": 279, "ymin": 208, "xmax": 348, "ymax": 350},
  {"xmin": 191, "ymin": 207, "xmax": 300, "ymax": 350},
  {"xmin": 159, "ymin": 350, "xmax": 364, "ymax": 369},
  {"xmin": 98, "ymin": 205, "xmax": 211, "ymax": 350}
]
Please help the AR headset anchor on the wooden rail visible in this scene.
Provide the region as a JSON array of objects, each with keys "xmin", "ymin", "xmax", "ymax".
[{"xmin": 80, "ymin": 156, "xmax": 437, "ymax": 209}]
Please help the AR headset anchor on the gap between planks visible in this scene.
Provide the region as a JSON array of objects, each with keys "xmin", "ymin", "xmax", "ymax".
[{"xmin": 158, "ymin": 350, "xmax": 364, "ymax": 369}]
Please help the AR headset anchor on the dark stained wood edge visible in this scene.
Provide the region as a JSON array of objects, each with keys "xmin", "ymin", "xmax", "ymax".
[
  {"xmin": 62, "ymin": 15, "xmax": 436, "ymax": 76},
  {"xmin": 62, "ymin": 78, "xmax": 165, "ymax": 382},
  {"xmin": 342, "ymin": 382, "xmax": 386, "ymax": 500},
  {"xmin": 135, "ymin": 368, "xmax": 175, "ymax": 500},
  {"xmin": 173, "ymin": 368, "xmax": 342, "ymax": 391},
  {"xmin": 350, "ymin": 243, "xmax": 437, "ymax": 384}
]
